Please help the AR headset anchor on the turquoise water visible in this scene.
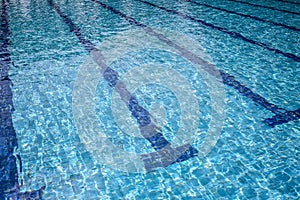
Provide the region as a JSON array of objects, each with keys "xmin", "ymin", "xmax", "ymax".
[{"xmin": 5, "ymin": 0, "xmax": 300, "ymax": 199}]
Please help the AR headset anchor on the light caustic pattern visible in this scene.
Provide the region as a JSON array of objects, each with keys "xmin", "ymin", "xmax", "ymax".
[{"xmin": 72, "ymin": 28, "xmax": 226, "ymax": 173}]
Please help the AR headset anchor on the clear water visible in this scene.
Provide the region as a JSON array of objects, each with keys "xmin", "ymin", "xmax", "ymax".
[{"xmin": 4, "ymin": 0, "xmax": 300, "ymax": 199}]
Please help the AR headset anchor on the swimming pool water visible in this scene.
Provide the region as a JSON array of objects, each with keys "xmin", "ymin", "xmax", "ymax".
[{"xmin": 1, "ymin": 0, "xmax": 299, "ymax": 199}]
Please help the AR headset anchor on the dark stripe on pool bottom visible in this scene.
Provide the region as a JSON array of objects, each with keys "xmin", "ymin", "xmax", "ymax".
[
  {"xmin": 50, "ymin": 0, "xmax": 297, "ymax": 172},
  {"xmin": 48, "ymin": 0, "xmax": 187, "ymax": 159},
  {"xmin": 6, "ymin": 186, "xmax": 45, "ymax": 200},
  {"xmin": 141, "ymin": 144, "xmax": 198, "ymax": 172},
  {"xmin": 91, "ymin": 0, "xmax": 287, "ymax": 116},
  {"xmin": 219, "ymin": 71, "xmax": 285, "ymax": 114},
  {"xmin": 0, "ymin": 0, "xmax": 19, "ymax": 198},
  {"xmin": 137, "ymin": 0, "xmax": 300, "ymax": 62},
  {"xmin": 229, "ymin": 0, "xmax": 300, "ymax": 16},
  {"xmin": 185, "ymin": 0, "xmax": 300, "ymax": 32},
  {"xmin": 264, "ymin": 108, "xmax": 300, "ymax": 127},
  {"xmin": 1, "ymin": 0, "xmax": 45, "ymax": 198},
  {"xmin": 47, "ymin": 0, "xmax": 96, "ymax": 52},
  {"xmin": 274, "ymin": 0, "xmax": 300, "ymax": 6}
]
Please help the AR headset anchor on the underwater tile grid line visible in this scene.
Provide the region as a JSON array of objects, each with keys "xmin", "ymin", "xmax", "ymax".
[{"xmin": 0, "ymin": 0, "xmax": 299, "ymax": 199}]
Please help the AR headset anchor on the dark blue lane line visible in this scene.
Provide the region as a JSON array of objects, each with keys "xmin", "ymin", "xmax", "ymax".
[
  {"xmin": 141, "ymin": 144, "xmax": 198, "ymax": 172},
  {"xmin": 229, "ymin": 0, "xmax": 300, "ymax": 16},
  {"xmin": 263, "ymin": 108, "xmax": 300, "ymax": 127},
  {"xmin": 47, "ymin": 0, "xmax": 171, "ymax": 151},
  {"xmin": 0, "ymin": 0, "xmax": 20, "ymax": 198},
  {"xmin": 47, "ymin": 0, "xmax": 96, "ymax": 53},
  {"xmin": 0, "ymin": 0, "xmax": 45, "ymax": 198},
  {"xmin": 137, "ymin": 0, "xmax": 300, "ymax": 63},
  {"xmin": 91, "ymin": 0, "xmax": 300, "ymax": 127},
  {"xmin": 47, "ymin": 0, "xmax": 197, "ymax": 169},
  {"xmin": 185, "ymin": 0, "xmax": 300, "ymax": 32},
  {"xmin": 49, "ymin": 0, "xmax": 297, "ymax": 173},
  {"xmin": 275, "ymin": 0, "xmax": 300, "ymax": 6},
  {"xmin": 219, "ymin": 71, "xmax": 285, "ymax": 115}
]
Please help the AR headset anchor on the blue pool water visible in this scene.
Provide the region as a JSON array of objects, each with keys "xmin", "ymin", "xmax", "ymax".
[{"xmin": 1, "ymin": 0, "xmax": 299, "ymax": 199}]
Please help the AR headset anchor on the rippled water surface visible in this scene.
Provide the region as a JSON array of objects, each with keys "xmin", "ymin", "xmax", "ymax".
[{"xmin": 1, "ymin": 0, "xmax": 299, "ymax": 199}]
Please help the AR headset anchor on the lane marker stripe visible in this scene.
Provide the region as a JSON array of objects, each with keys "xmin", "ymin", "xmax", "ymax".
[
  {"xmin": 229, "ymin": 0, "xmax": 300, "ymax": 16},
  {"xmin": 274, "ymin": 0, "xmax": 300, "ymax": 6},
  {"xmin": 91, "ymin": 0, "xmax": 299, "ymax": 127},
  {"xmin": 47, "ymin": 1, "xmax": 96, "ymax": 53},
  {"xmin": 0, "ymin": 0, "xmax": 20, "ymax": 197},
  {"xmin": 1, "ymin": 0, "xmax": 46, "ymax": 198},
  {"xmin": 48, "ymin": 0, "xmax": 298, "ymax": 172},
  {"xmin": 47, "ymin": 0, "xmax": 197, "ymax": 167},
  {"xmin": 137, "ymin": 0, "xmax": 300, "ymax": 62},
  {"xmin": 219, "ymin": 71, "xmax": 285, "ymax": 115},
  {"xmin": 264, "ymin": 108, "xmax": 300, "ymax": 127},
  {"xmin": 186, "ymin": 0, "xmax": 300, "ymax": 32}
]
